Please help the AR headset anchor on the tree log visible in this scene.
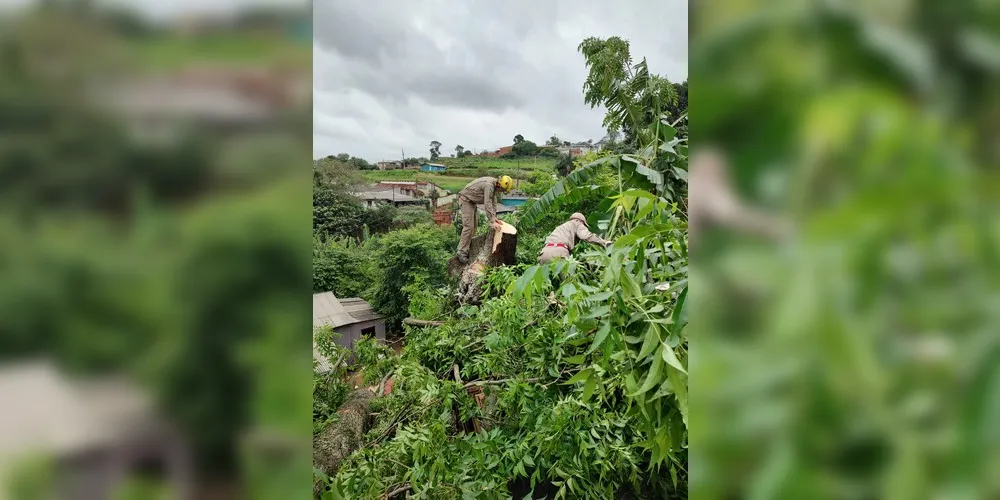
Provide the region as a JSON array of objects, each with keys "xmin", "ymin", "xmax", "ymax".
[
  {"xmin": 313, "ymin": 388, "xmax": 376, "ymax": 496},
  {"xmin": 448, "ymin": 222, "xmax": 518, "ymax": 304},
  {"xmin": 403, "ymin": 318, "xmax": 444, "ymax": 327}
]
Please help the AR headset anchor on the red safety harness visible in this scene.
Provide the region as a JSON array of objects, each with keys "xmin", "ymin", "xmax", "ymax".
[{"xmin": 544, "ymin": 243, "xmax": 568, "ymax": 249}]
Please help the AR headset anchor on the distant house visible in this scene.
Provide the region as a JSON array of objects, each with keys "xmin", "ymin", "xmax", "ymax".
[
  {"xmin": 352, "ymin": 190, "xmax": 426, "ymax": 209},
  {"xmin": 374, "ymin": 181, "xmax": 446, "ymax": 198},
  {"xmin": 313, "ymin": 292, "xmax": 386, "ymax": 370},
  {"xmin": 480, "ymin": 204, "xmax": 517, "ymax": 216},
  {"xmin": 486, "ymin": 146, "xmax": 514, "ymax": 157},
  {"xmin": 502, "ymin": 194, "xmax": 530, "ymax": 207},
  {"xmin": 96, "ymin": 68, "xmax": 309, "ymax": 142},
  {"xmin": 556, "ymin": 142, "xmax": 595, "ymax": 156},
  {"xmin": 377, "ymin": 161, "xmax": 403, "ymax": 170},
  {"xmin": 419, "ymin": 163, "xmax": 447, "ymax": 172},
  {"xmin": 0, "ymin": 362, "xmax": 193, "ymax": 500}
]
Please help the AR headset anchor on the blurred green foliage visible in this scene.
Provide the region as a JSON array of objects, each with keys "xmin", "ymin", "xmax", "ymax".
[
  {"xmin": 0, "ymin": 5, "xmax": 312, "ymax": 499},
  {"xmin": 692, "ymin": 1, "xmax": 1000, "ymax": 499}
]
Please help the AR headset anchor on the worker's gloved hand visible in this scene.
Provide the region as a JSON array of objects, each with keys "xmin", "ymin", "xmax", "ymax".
[{"xmin": 491, "ymin": 219, "xmax": 503, "ymax": 231}]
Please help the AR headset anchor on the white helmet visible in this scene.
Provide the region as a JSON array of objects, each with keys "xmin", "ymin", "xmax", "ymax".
[{"xmin": 570, "ymin": 212, "xmax": 587, "ymax": 225}]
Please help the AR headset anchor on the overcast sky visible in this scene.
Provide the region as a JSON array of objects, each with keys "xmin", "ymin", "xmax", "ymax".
[{"xmin": 314, "ymin": 0, "xmax": 687, "ymax": 162}]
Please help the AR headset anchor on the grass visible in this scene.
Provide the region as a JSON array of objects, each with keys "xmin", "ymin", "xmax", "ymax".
[
  {"xmin": 362, "ymin": 172, "xmax": 483, "ymax": 193},
  {"xmin": 437, "ymin": 155, "xmax": 556, "ymax": 173},
  {"xmin": 362, "ymin": 156, "xmax": 557, "ymax": 193},
  {"xmin": 127, "ymin": 33, "xmax": 310, "ymax": 72}
]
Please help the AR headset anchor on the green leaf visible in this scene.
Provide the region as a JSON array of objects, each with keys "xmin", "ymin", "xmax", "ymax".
[
  {"xmin": 586, "ymin": 322, "xmax": 611, "ymax": 354},
  {"xmin": 619, "ymin": 269, "xmax": 642, "ymax": 299},
  {"xmin": 668, "ymin": 360, "xmax": 688, "ymax": 428},
  {"xmin": 583, "ymin": 305, "xmax": 611, "ymax": 319},
  {"xmin": 582, "ymin": 374, "xmax": 598, "ymax": 402},
  {"xmin": 638, "ymin": 323, "xmax": 662, "ymax": 359},
  {"xmin": 632, "ymin": 354, "xmax": 663, "ymax": 396},
  {"xmin": 563, "ymin": 368, "xmax": 593, "ymax": 385},
  {"xmin": 661, "ymin": 343, "xmax": 686, "ymax": 374},
  {"xmin": 513, "ymin": 266, "xmax": 539, "ymax": 299},
  {"xmin": 561, "ymin": 283, "xmax": 578, "ymax": 300},
  {"xmin": 586, "ymin": 291, "xmax": 614, "ymax": 302},
  {"xmin": 564, "ymin": 354, "xmax": 587, "ymax": 365}
]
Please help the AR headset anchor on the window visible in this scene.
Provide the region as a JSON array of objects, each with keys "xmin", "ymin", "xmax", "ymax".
[{"xmin": 361, "ymin": 326, "xmax": 376, "ymax": 337}]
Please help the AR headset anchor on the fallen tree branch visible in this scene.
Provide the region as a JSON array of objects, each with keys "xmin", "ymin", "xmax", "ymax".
[
  {"xmin": 452, "ymin": 364, "xmax": 463, "ymax": 385},
  {"xmin": 385, "ymin": 483, "xmax": 411, "ymax": 499},
  {"xmin": 462, "ymin": 369, "xmax": 582, "ymax": 389},
  {"xmin": 377, "ymin": 371, "xmax": 394, "ymax": 397},
  {"xmin": 314, "ymin": 388, "xmax": 376, "ymax": 496},
  {"xmin": 403, "ymin": 318, "xmax": 444, "ymax": 327},
  {"xmin": 362, "ymin": 404, "xmax": 412, "ymax": 451},
  {"xmin": 463, "ymin": 377, "xmax": 540, "ymax": 388}
]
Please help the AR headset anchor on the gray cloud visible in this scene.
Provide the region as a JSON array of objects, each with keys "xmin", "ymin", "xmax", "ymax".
[{"xmin": 314, "ymin": 0, "xmax": 687, "ymax": 161}]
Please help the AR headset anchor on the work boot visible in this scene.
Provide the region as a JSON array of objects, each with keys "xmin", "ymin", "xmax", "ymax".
[{"xmin": 456, "ymin": 252, "xmax": 469, "ymax": 264}]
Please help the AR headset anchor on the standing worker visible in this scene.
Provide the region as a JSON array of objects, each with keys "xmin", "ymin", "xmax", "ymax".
[
  {"xmin": 456, "ymin": 175, "xmax": 515, "ymax": 263},
  {"xmin": 537, "ymin": 212, "xmax": 611, "ymax": 264}
]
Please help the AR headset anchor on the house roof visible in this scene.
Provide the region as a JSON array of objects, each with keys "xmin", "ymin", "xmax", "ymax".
[
  {"xmin": 313, "ymin": 292, "xmax": 382, "ymax": 329},
  {"xmin": 422, "ymin": 163, "xmax": 446, "ymax": 167},
  {"xmin": 0, "ymin": 361, "xmax": 158, "ymax": 475},
  {"xmin": 353, "ymin": 191, "xmax": 420, "ymax": 202},
  {"xmin": 480, "ymin": 204, "xmax": 517, "ymax": 215},
  {"xmin": 339, "ymin": 298, "xmax": 382, "ymax": 323}
]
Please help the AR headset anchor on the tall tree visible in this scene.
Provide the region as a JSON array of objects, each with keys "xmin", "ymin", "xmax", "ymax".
[
  {"xmin": 513, "ymin": 134, "xmax": 524, "ymax": 144},
  {"xmin": 578, "ymin": 36, "xmax": 679, "ymax": 146},
  {"xmin": 429, "ymin": 141, "xmax": 441, "ymax": 160},
  {"xmin": 454, "ymin": 144, "xmax": 465, "ymax": 157},
  {"xmin": 547, "ymin": 135, "xmax": 561, "ymax": 146}
]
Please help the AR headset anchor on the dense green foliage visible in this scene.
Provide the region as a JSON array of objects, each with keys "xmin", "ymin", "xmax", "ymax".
[
  {"xmin": 312, "ymin": 223, "xmax": 457, "ymax": 327},
  {"xmin": 1, "ymin": 10, "xmax": 312, "ymax": 497},
  {"xmin": 691, "ymin": 2, "xmax": 1000, "ymax": 499},
  {"xmin": 314, "ymin": 34, "xmax": 688, "ymax": 499}
]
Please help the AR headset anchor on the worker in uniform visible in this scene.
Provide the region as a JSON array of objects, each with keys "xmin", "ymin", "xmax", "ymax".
[
  {"xmin": 456, "ymin": 175, "xmax": 515, "ymax": 264},
  {"xmin": 537, "ymin": 212, "xmax": 611, "ymax": 264}
]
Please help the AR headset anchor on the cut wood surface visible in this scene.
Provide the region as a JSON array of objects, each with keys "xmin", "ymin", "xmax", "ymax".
[{"xmin": 448, "ymin": 221, "xmax": 518, "ymax": 304}]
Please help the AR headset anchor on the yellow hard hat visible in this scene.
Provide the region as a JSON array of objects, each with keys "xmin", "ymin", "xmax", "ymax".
[{"xmin": 497, "ymin": 175, "xmax": 514, "ymax": 191}]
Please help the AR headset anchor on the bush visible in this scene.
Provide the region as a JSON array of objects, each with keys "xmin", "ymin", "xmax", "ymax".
[
  {"xmin": 368, "ymin": 224, "xmax": 455, "ymax": 329},
  {"xmin": 313, "ymin": 236, "xmax": 375, "ymax": 297}
]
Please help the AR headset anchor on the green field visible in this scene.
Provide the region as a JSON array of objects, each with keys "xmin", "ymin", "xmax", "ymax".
[
  {"xmin": 436, "ymin": 155, "xmax": 556, "ymax": 173},
  {"xmin": 128, "ymin": 34, "xmax": 310, "ymax": 71},
  {"xmin": 363, "ymin": 156, "xmax": 556, "ymax": 193}
]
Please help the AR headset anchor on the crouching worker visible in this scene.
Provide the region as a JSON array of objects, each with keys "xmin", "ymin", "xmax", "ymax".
[
  {"xmin": 455, "ymin": 175, "xmax": 515, "ymax": 264},
  {"xmin": 537, "ymin": 212, "xmax": 611, "ymax": 264}
]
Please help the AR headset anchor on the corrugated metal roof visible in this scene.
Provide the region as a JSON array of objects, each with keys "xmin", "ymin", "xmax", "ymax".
[
  {"xmin": 353, "ymin": 191, "xmax": 419, "ymax": 202},
  {"xmin": 340, "ymin": 298, "xmax": 382, "ymax": 323},
  {"xmin": 0, "ymin": 361, "xmax": 157, "ymax": 476},
  {"xmin": 313, "ymin": 292, "xmax": 357, "ymax": 328}
]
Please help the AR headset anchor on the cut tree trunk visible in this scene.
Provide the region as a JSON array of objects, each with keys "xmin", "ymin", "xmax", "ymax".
[
  {"xmin": 448, "ymin": 222, "xmax": 518, "ymax": 304},
  {"xmin": 313, "ymin": 388, "xmax": 375, "ymax": 496}
]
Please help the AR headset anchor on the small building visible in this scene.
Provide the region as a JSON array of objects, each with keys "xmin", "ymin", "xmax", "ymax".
[
  {"xmin": 352, "ymin": 190, "xmax": 426, "ymax": 209},
  {"xmin": 480, "ymin": 204, "xmax": 517, "ymax": 216},
  {"xmin": 502, "ymin": 195, "xmax": 530, "ymax": 207},
  {"xmin": 377, "ymin": 161, "xmax": 403, "ymax": 170},
  {"xmin": 374, "ymin": 181, "xmax": 446, "ymax": 199},
  {"xmin": 0, "ymin": 362, "xmax": 194, "ymax": 500},
  {"xmin": 313, "ymin": 292, "xmax": 386, "ymax": 370},
  {"xmin": 419, "ymin": 163, "xmax": 447, "ymax": 172},
  {"xmin": 486, "ymin": 146, "xmax": 514, "ymax": 157}
]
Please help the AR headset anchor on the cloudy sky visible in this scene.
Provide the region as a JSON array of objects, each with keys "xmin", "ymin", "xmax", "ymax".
[{"xmin": 314, "ymin": 0, "xmax": 687, "ymax": 162}]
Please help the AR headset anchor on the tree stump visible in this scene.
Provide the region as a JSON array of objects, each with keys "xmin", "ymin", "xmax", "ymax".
[
  {"xmin": 448, "ymin": 222, "xmax": 518, "ymax": 304},
  {"xmin": 313, "ymin": 388, "xmax": 375, "ymax": 496}
]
